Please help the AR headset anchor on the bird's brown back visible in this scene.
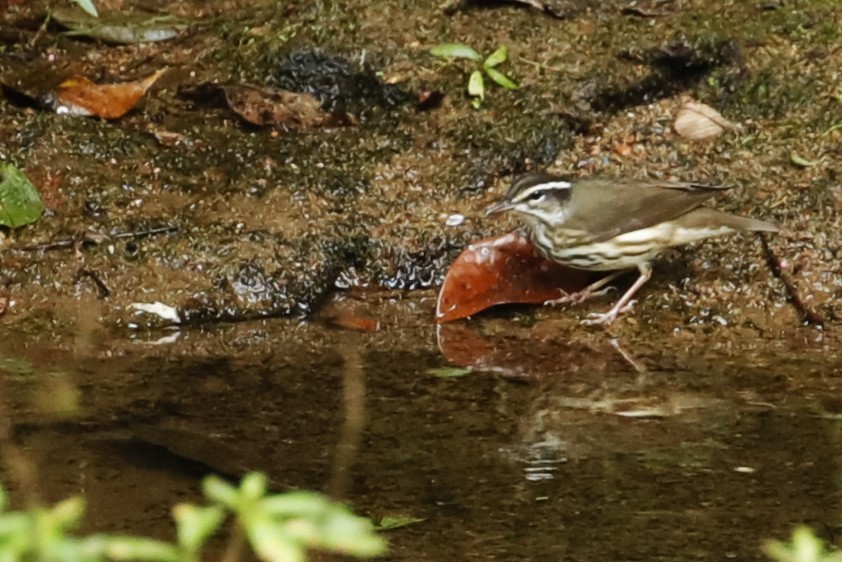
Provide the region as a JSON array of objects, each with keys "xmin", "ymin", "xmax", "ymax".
[{"xmin": 564, "ymin": 179, "xmax": 731, "ymax": 242}]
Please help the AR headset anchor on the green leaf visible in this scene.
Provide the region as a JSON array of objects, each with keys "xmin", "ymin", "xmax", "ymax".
[
  {"xmin": 790, "ymin": 152, "xmax": 818, "ymax": 168},
  {"xmin": 261, "ymin": 491, "xmax": 330, "ymax": 517},
  {"xmin": 241, "ymin": 473, "xmax": 268, "ymax": 501},
  {"xmin": 248, "ymin": 518, "xmax": 305, "ymax": 562},
  {"xmin": 375, "ymin": 515, "xmax": 425, "ymax": 530},
  {"xmin": 0, "ymin": 512, "xmax": 30, "ymax": 541},
  {"xmin": 72, "ymin": 0, "xmax": 99, "ymax": 17},
  {"xmin": 52, "ymin": 7, "xmax": 188, "ymax": 44},
  {"xmin": 484, "ymin": 67, "xmax": 519, "ymax": 90},
  {"xmin": 202, "ymin": 476, "xmax": 239, "ymax": 508},
  {"xmin": 467, "ymin": 70, "xmax": 485, "ymax": 99},
  {"xmin": 429, "ymin": 43, "xmax": 481, "ymax": 61},
  {"xmin": 312, "ymin": 511, "xmax": 386, "ymax": 557},
  {"xmin": 483, "ymin": 45, "xmax": 508, "ymax": 67},
  {"xmin": 426, "ymin": 367, "xmax": 471, "ymax": 379},
  {"xmin": 761, "ymin": 526, "xmax": 842, "ymax": 562},
  {"xmin": 51, "ymin": 497, "xmax": 85, "ymax": 531},
  {"xmin": 173, "ymin": 504, "xmax": 225, "ymax": 554},
  {"xmin": 84, "ymin": 535, "xmax": 180, "ymax": 562},
  {"xmin": 0, "ymin": 164, "xmax": 44, "ymax": 228}
]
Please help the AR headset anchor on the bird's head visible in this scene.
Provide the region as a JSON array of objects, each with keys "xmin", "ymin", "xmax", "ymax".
[{"xmin": 486, "ymin": 173, "xmax": 573, "ymax": 227}]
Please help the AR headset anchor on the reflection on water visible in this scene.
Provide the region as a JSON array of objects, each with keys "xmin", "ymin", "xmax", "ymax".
[{"xmin": 1, "ymin": 304, "xmax": 841, "ymax": 561}]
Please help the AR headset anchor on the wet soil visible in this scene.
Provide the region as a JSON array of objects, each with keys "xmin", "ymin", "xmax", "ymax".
[{"xmin": 1, "ymin": 0, "xmax": 842, "ymax": 560}]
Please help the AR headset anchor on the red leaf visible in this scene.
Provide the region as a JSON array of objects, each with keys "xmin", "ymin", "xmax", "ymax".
[{"xmin": 435, "ymin": 231, "xmax": 591, "ymax": 323}]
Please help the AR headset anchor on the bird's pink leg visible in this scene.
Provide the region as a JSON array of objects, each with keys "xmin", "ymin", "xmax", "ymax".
[
  {"xmin": 544, "ymin": 269, "xmax": 626, "ymax": 307},
  {"xmin": 582, "ymin": 263, "xmax": 653, "ymax": 326}
]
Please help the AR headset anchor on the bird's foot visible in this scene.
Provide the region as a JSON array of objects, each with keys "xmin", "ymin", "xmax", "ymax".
[
  {"xmin": 544, "ymin": 286, "xmax": 616, "ymax": 307},
  {"xmin": 581, "ymin": 300, "xmax": 637, "ymax": 326}
]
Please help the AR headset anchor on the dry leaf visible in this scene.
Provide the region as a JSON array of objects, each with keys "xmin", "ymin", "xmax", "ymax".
[
  {"xmin": 53, "ymin": 69, "xmax": 166, "ymax": 119},
  {"xmin": 673, "ymin": 101, "xmax": 735, "ymax": 141},
  {"xmin": 222, "ymin": 84, "xmax": 353, "ymax": 129},
  {"xmin": 435, "ymin": 231, "xmax": 591, "ymax": 323}
]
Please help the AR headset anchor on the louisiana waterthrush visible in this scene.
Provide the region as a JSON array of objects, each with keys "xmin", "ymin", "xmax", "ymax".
[{"xmin": 486, "ymin": 173, "xmax": 780, "ymax": 325}]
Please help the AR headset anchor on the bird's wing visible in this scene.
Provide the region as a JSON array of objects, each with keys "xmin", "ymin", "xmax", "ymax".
[{"xmin": 564, "ymin": 179, "xmax": 731, "ymax": 242}]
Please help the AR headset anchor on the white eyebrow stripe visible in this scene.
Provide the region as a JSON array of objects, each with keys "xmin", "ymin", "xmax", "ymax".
[
  {"xmin": 537, "ymin": 181, "xmax": 572, "ymax": 190},
  {"xmin": 514, "ymin": 181, "xmax": 572, "ymax": 202}
]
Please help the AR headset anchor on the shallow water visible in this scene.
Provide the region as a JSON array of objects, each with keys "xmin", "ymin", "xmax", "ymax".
[{"xmin": 2, "ymin": 295, "xmax": 841, "ymax": 561}]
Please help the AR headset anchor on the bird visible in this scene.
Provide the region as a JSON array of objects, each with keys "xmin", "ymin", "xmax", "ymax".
[{"xmin": 486, "ymin": 172, "xmax": 780, "ymax": 325}]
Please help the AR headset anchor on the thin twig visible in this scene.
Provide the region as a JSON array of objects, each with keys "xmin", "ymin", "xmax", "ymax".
[
  {"xmin": 17, "ymin": 225, "xmax": 178, "ymax": 252},
  {"xmin": 29, "ymin": 5, "xmax": 53, "ymax": 47},
  {"xmin": 111, "ymin": 225, "xmax": 178, "ymax": 240},
  {"xmin": 761, "ymin": 234, "xmax": 824, "ymax": 326},
  {"xmin": 76, "ymin": 267, "xmax": 111, "ymax": 298}
]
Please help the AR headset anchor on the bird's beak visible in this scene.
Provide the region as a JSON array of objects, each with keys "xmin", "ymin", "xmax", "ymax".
[{"xmin": 485, "ymin": 201, "xmax": 513, "ymax": 216}]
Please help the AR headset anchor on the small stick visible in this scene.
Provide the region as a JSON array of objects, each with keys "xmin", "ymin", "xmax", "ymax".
[
  {"xmin": 17, "ymin": 225, "xmax": 177, "ymax": 252},
  {"xmin": 761, "ymin": 235, "xmax": 824, "ymax": 326}
]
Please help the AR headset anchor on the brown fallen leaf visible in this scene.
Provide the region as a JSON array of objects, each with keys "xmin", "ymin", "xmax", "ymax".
[
  {"xmin": 222, "ymin": 84, "xmax": 353, "ymax": 129},
  {"xmin": 435, "ymin": 231, "xmax": 591, "ymax": 323},
  {"xmin": 673, "ymin": 100, "xmax": 736, "ymax": 141},
  {"xmin": 52, "ymin": 69, "xmax": 166, "ymax": 119}
]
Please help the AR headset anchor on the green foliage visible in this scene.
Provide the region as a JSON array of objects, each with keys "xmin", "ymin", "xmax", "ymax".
[
  {"xmin": 764, "ymin": 526, "xmax": 842, "ymax": 562},
  {"xmin": 71, "ymin": 0, "xmax": 98, "ymax": 17},
  {"xmin": 0, "ymin": 164, "xmax": 44, "ymax": 229},
  {"xmin": 430, "ymin": 43, "xmax": 519, "ymax": 108},
  {"xmin": 0, "ymin": 473, "xmax": 386, "ymax": 562},
  {"xmin": 426, "ymin": 367, "xmax": 471, "ymax": 378},
  {"xmin": 373, "ymin": 515, "xmax": 425, "ymax": 531},
  {"xmin": 204, "ymin": 474, "xmax": 385, "ymax": 560},
  {"xmin": 429, "ymin": 43, "xmax": 481, "ymax": 62}
]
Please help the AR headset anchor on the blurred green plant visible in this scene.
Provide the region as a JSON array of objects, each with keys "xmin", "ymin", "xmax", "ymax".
[
  {"xmin": 0, "ymin": 473, "xmax": 386, "ymax": 562},
  {"xmin": 429, "ymin": 43, "xmax": 518, "ymax": 109},
  {"xmin": 0, "ymin": 164, "xmax": 44, "ymax": 229},
  {"xmin": 764, "ymin": 526, "xmax": 842, "ymax": 562}
]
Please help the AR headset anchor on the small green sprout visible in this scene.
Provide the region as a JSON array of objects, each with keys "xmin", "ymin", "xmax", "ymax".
[
  {"xmin": 429, "ymin": 43, "xmax": 519, "ymax": 108},
  {"xmin": 764, "ymin": 526, "xmax": 842, "ymax": 562}
]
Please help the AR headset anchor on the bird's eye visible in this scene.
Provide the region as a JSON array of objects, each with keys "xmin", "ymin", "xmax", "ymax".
[{"xmin": 528, "ymin": 191, "xmax": 547, "ymax": 204}]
